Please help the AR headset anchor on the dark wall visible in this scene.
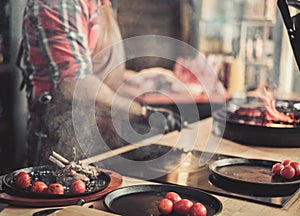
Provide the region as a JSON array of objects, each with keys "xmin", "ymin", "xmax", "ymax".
[
  {"xmin": 115, "ymin": 0, "xmax": 199, "ymax": 71},
  {"xmin": 0, "ymin": 0, "xmax": 27, "ymax": 174},
  {"xmin": 10, "ymin": 0, "xmax": 28, "ymax": 171},
  {"xmin": 0, "ymin": 65, "xmax": 14, "ymax": 174},
  {"xmin": 0, "ymin": 0, "xmax": 10, "ymax": 64},
  {"xmin": 117, "ymin": 0, "xmax": 182, "ymax": 39}
]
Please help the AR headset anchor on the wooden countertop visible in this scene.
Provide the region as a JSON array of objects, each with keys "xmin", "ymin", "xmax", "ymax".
[{"xmin": 0, "ymin": 118, "xmax": 300, "ymax": 216}]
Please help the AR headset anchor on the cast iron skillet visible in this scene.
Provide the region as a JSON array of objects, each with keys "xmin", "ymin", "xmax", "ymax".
[
  {"xmin": 104, "ymin": 184, "xmax": 222, "ymax": 216},
  {"xmin": 2, "ymin": 165, "xmax": 111, "ymax": 199},
  {"xmin": 213, "ymin": 99, "xmax": 300, "ymax": 147},
  {"xmin": 209, "ymin": 158, "xmax": 300, "ymax": 197},
  {"xmin": 209, "ymin": 158, "xmax": 300, "ymax": 186}
]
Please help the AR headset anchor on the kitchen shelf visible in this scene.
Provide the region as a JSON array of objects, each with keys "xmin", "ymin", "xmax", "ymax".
[{"xmin": 199, "ymin": 0, "xmax": 278, "ymax": 91}]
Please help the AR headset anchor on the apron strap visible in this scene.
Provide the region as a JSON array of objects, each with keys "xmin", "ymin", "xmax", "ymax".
[
  {"xmin": 17, "ymin": 38, "xmax": 34, "ymax": 100},
  {"xmin": 17, "ymin": 38, "xmax": 26, "ymax": 90}
]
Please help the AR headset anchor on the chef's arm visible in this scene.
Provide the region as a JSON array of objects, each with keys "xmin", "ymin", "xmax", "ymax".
[
  {"xmin": 59, "ymin": 74, "xmax": 185, "ymax": 132},
  {"xmin": 59, "ymin": 74, "xmax": 142, "ymax": 121}
]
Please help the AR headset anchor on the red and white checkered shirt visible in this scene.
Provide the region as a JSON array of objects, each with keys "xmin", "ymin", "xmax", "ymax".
[{"xmin": 22, "ymin": 0, "xmax": 102, "ymax": 96}]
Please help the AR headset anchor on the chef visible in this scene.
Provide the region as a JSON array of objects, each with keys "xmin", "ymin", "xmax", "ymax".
[{"xmin": 18, "ymin": 0, "xmax": 184, "ymax": 166}]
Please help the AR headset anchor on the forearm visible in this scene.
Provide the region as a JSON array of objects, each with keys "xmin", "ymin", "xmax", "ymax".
[
  {"xmin": 59, "ymin": 74, "xmax": 142, "ymax": 120},
  {"xmin": 95, "ymin": 80, "xmax": 142, "ymax": 120},
  {"xmin": 59, "ymin": 74, "xmax": 185, "ymax": 133}
]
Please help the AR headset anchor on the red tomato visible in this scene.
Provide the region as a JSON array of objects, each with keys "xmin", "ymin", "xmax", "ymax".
[
  {"xmin": 47, "ymin": 183, "xmax": 64, "ymax": 195},
  {"xmin": 15, "ymin": 172, "xmax": 31, "ymax": 189},
  {"xmin": 173, "ymin": 199, "xmax": 193, "ymax": 215},
  {"xmin": 189, "ymin": 202, "xmax": 207, "ymax": 216},
  {"xmin": 70, "ymin": 180, "xmax": 86, "ymax": 194},
  {"xmin": 282, "ymin": 159, "xmax": 292, "ymax": 166},
  {"xmin": 290, "ymin": 162, "xmax": 300, "ymax": 176},
  {"xmin": 272, "ymin": 163, "xmax": 284, "ymax": 175},
  {"xmin": 165, "ymin": 192, "xmax": 182, "ymax": 204},
  {"xmin": 158, "ymin": 198, "xmax": 173, "ymax": 215},
  {"xmin": 30, "ymin": 181, "xmax": 48, "ymax": 193},
  {"xmin": 280, "ymin": 165, "xmax": 296, "ymax": 179}
]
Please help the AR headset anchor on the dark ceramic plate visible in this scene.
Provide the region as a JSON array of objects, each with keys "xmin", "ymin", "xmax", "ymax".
[
  {"xmin": 2, "ymin": 165, "xmax": 111, "ymax": 199},
  {"xmin": 104, "ymin": 184, "xmax": 222, "ymax": 216},
  {"xmin": 209, "ymin": 158, "xmax": 300, "ymax": 187}
]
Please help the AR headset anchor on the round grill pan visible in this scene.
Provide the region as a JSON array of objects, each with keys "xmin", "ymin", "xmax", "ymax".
[
  {"xmin": 2, "ymin": 165, "xmax": 111, "ymax": 199},
  {"xmin": 213, "ymin": 100, "xmax": 300, "ymax": 147}
]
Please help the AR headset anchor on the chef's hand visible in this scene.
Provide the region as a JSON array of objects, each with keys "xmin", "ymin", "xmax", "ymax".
[{"xmin": 140, "ymin": 104, "xmax": 187, "ymax": 133}]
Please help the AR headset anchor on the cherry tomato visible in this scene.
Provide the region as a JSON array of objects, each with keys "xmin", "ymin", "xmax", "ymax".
[
  {"xmin": 280, "ymin": 165, "xmax": 296, "ymax": 179},
  {"xmin": 189, "ymin": 202, "xmax": 207, "ymax": 216},
  {"xmin": 47, "ymin": 183, "xmax": 64, "ymax": 195},
  {"xmin": 282, "ymin": 159, "xmax": 292, "ymax": 166},
  {"xmin": 164, "ymin": 192, "xmax": 182, "ymax": 204},
  {"xmin": 158, "ymin": 198, "xmax": 173, "ymax": 215},
  {"xmin": 290, "ymin": 162, "xmax": 300, "ymax": 176},
  {"xmin": 15, "ymin": 171, "xmax": 31, "ymax": 189},
  {"xmin": 272, "ymin": 163, "xmax": 284, "ymax": 175},
  {"xmin": 30, "ymin": 181, "xmax": 48, "ymax": 193},
  {"xmin": 173, "ymin": 199, "xmax": 193, "ymax": 215},
  {"xmin": 70, "ymin": 180, "xmax": 86, "ymax": 194}
]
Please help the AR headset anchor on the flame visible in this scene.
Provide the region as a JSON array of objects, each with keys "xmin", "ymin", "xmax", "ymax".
[
  {"xmin": 257, "ymin": 87, "xmax": 293, "ymax": 123},
  {"xmin": 265, "ymin": 122, "xmax": 294, "ymax": 128}
]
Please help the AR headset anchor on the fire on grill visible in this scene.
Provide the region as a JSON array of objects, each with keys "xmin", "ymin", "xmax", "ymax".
[
  {"xmin": 229, "ymin": 87, "xmax": 300, "ymax": 128},
  {"xmin": 212, "ymin": 87, "xmax": 300, "ymax": 147}
]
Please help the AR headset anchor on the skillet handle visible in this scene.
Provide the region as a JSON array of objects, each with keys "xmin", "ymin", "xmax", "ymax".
[
  {"xmin": 278, "ymin": 0, "xmax": 300, "ymax": 71},
  {"xmin": 32, "ymin": 208, "xmax": 63, "ymax": 216},
  {"xmin": 287, "ymin": 0, "xmax": 300, "ymax": 9},
  {"xmin": 32, "ymin": 199, "xmax": 86, "ymax": 216},
  {"xmin": 278, "ymin": 0, "xmax": 295, "ymax": 36},
  {"xmin": 0, "ymin": 175, "xmax": 5, "ymax": 192}
]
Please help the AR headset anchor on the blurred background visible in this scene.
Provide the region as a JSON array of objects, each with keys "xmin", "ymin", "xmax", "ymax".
[{"xmin": 0, "ymin": 0, "xmax": 298, "ymax": 173}]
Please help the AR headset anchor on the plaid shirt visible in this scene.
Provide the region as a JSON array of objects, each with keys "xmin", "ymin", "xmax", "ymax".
[{"xmin": 22, "ymin": 0, "xmax": 101, "ymax": 96}]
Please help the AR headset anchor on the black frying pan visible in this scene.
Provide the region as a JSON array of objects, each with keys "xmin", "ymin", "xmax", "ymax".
[
  {"xmin": 213, "ymin": 99, "xmax": 300, "ymax": 147},
  {"xmin": 104, "ymin": 184, "xmax": 222, "ymax": 216},
  {"xmin": 208, "ymin": 158, "xmax": 300, "ymax": 197}
]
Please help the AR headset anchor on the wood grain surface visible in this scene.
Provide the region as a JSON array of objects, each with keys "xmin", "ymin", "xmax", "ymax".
[{"xmin": 1, "ymin": 118, "xmax": 300, "ymax": 216}]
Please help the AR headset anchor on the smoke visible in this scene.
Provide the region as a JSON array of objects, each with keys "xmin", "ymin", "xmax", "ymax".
[
  {"xmin": 70, "ymin": 35, "xmax": 226, "ymax": 180},
  {"xmin": 41, "ymin": 89, "xmax": 120, "ymax": 164},
  {"xmin": 44, "ymin": 97, "xmax": 85, "ymax": 162}
]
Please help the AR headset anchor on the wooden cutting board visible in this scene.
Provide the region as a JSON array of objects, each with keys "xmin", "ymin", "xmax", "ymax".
[
  {"xmin": 49, "ymin": 206, "xmax": 117, "ymax": 216},
  {"xmin": 0, "ymin": 169, "xmax": 122, "ymax": 207}
]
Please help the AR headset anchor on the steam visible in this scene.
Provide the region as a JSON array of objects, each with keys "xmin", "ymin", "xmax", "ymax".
[
  {"xmin": 44, "ymin": 93, "xmax": 122, "ymax": 165},
  {"xmin": 44, "ymin": 98, "xmax": 86, "ymax": 163}
]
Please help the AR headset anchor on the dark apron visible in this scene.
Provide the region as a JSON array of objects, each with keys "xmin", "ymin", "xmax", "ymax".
[{"xmin": 21, "ymin": 4, "xmax": 125, "ymax": 166}]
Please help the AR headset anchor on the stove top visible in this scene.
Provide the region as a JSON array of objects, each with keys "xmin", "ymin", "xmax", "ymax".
[{"xmin": 101, "ymin": 144, "xmax": 300, "ymax": 208}]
